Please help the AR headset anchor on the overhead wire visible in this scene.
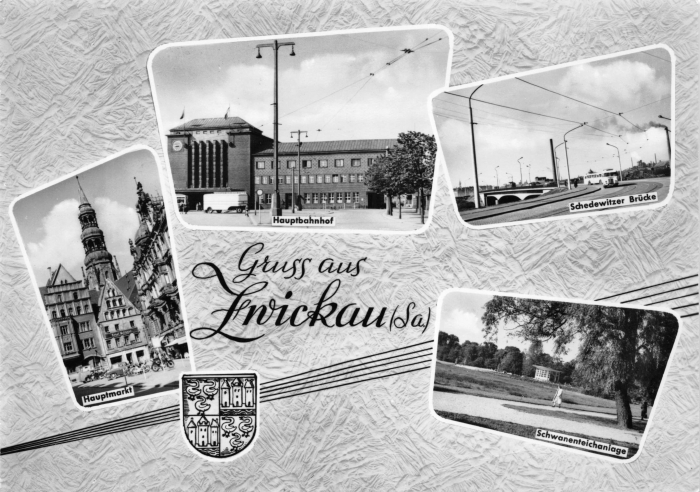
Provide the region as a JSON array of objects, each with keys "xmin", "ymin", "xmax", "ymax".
[
  {"xmin": 515, "ymin": 76, "xmax": 648, "ymax": 133},
  {"xmin": 436, "ymin": 99, "xmax": 574, "ymax": 130},
  {"xmin": 301, "ymin": 32, "xmax": 444, "ymax": 132},
  {"xmin": 444, "ymin": 92, "xmax": 581, "ymax": 124},
  {"xmin": 317, "ymin": 76, "xmax": 375, "ymax": 131}
]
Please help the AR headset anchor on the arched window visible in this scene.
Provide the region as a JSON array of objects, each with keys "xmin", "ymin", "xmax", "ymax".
[
  {"xmin": 107, "ymin": 300, "xmax": 111, "ymax": 308},
  {"xmin": 73, "ymin": 292, "xmax": 78, "ymax": 300},
  {"xmin": 68, "ymin": 307, "xmax": 73, "ymax": 315},
  {"xmin": 57, "ymin": 295, "xmax": 62, "ymax": 302},
  {"xmin": 76, "ymin": 306, "xmax": 81, "ymax": 315},
  {"xmin": 60, "ymin": 309, "xmax": 65, "ymax": 317},
  {"xmin": 52, "ymin": 311, "xmax": 57, "ymax": 319}
]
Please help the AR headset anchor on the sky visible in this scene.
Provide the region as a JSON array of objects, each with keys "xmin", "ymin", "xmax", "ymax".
[
  {"xmin": 440, "ymin": 291, "xmax": 579, "ymax": 362},
  {"xmin": 13, "ymin": 150, "xmax": 163, "ymax": 286},
  {"xmin": 151, "ymin": 28, "xmax": 450, "ymax": 143},
  {"xmin": 433, "ymin": 47, "xmax": 672, "ymax": 188}
]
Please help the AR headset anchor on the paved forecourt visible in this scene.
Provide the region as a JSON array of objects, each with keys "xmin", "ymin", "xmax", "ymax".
[
  {"xmin": 433, "ymin": 390, "xmax": 643, "ymax": 445},
  {"xmin": 181, "ymin": 208, "xmax": 425, "ymax": 231}
]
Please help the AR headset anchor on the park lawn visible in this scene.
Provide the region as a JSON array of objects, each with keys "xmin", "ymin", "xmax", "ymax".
[
  {"xmin": 435, "ymin": 410, "xmax": 639, "ymax": 460},
  {"xmin": 434, "ymin": 361, "xmax": 639, "ymax": 415}
]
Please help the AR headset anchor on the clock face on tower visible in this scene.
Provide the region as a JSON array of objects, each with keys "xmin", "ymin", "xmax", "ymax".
[{"xmin": 172, "ymin": 140, "xmax": 183, "ymax": 152}]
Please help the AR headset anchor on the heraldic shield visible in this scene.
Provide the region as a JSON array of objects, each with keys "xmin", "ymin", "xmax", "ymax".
[{"xmin": 181, "ymin": 373, "xmax": 258, "ymax": 459}]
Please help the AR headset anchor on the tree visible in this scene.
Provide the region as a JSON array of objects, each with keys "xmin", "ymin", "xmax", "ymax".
[
  {"xmin": 365, "ymin": 154, "xmax": 395, "ymax": 216},
  {"xmin": 395, "ymin": 131, "xmax": 437, "ymax": 224},
  {"xmin": 498, "ymin": 346, "xmax": 524, "ymax": 375},
  {"xmin": 437, "ymin": 331, "xmax": 461, "ymax": 362},
  {"xmin": 481, "ymin": 297, "xmax": 678, "ymax": 429},
  {"xmin": 365, "ymin": 131, "xmax": 436, "ymax": 222},
  {"xmin": 461, "ymin": 341, "xmax": 480, "ymax": 366}
]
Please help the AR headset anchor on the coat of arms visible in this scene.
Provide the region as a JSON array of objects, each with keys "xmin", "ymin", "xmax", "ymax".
[{"xmin": 181, "ymin": 372, "xmax": 258, "ymax": 459}]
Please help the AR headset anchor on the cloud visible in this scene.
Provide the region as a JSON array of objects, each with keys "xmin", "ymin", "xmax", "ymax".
[
  {"xmin": 26, "ymin": 198, "xmax": 139, "ymax": 285},
  {"xmin": 558, "ymin": 59, "xmax": 669, "ymax": 110},
  {"xmin": 440, "ymin": 308, "xmax": 485, "ymax": 344}
]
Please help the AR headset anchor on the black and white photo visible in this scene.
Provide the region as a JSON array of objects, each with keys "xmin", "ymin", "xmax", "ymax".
[
  {"xmin": 430, "ymin": 290, "xmax": 680, "ymax": 461},
  {"xmin": 148, "ymin": 27, "xmax": 451, "ymax": 232},
  {"xmin": 432, "ymin": 46, "xmax": 674, "ymax": 228},
  {"xmin": 11, "ymin": 148, "xmax": 193, "ymax": 409}
]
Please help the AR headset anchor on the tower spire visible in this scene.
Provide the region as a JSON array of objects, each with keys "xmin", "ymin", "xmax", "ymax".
[
  {"xmin": 76, "ymin": 176, "xmax": 90, "ymax": 205},
  {"xmin": 77, "ymin": 179, "xmax": 118, "ymax": 290}
]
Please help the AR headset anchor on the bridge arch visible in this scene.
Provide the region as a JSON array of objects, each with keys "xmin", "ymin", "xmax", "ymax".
[{"xmin": 497, "ymin": 195, "xmax": 521, "ymax": 205}]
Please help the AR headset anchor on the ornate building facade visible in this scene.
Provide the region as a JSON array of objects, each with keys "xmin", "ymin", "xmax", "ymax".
[
  {"xmin": 129, "ymin": 181, "xmax": 186, "ymax": 355},
  {"xmin": 41, "ymin": 264, "xmax": 104, "ymax": 374},
  {"xmin": 40, "ymin": 178, "xmax": 185, "ymax": 382}
]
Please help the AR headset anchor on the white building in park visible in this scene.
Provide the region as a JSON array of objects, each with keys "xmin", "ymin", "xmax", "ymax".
[{"xmin": 533, "ymin": 365, "xmax": 561, "ymax": 383}]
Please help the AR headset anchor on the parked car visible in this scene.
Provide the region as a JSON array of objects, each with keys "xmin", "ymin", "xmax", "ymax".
[{"xmin": 104, "ymin": 363, "xmax": 129, "ymax": 380}]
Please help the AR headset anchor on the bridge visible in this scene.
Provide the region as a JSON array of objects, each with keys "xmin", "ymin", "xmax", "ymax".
[{"xmin": 480, "ymin": 186, "xmax": 559, "ymax": 206}]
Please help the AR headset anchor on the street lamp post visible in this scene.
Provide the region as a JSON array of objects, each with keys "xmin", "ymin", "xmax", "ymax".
[
  {"xmin": 495, "ymin": 165, "xmax": 500, "ymax": 188},
  {"xmin": 290, "ymin": 130, "xmax": 308, "ymax": 213},
  {"xmin": 256, "ymin": 39, "xmax": 296, "ymax": 216},
  {"xmin": 606, "ymin": 143, "xmax": 623, "ymax": 181},
  {"xmin": 563, "ymin": 123, "xmax": 586, "ymax": 190},
  {"xmin": 468, "ymin": 84, "xmax": 484, "ymax": 208},
  {"xmin": 517, "ymin": 157, "xmax": 523, "ymax": 185},
  {"xmin": 553, "ymin": 142, "xmax": 565, "ymax": 187}
]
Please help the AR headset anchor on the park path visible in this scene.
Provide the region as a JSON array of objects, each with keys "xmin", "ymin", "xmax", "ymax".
[{"xmin": 433, "ymin": 391, "xmax": 642, "ymax": 445}]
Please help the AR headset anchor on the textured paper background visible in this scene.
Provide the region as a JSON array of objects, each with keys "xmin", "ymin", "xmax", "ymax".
[{"xmin": 1, "ymin": 1, "xmax": 697, "ymax": 490}]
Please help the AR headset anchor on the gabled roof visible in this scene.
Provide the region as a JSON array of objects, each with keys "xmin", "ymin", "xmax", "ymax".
[
  {"xmin": 169, "ymin": 117, "xmax": 260, "ymax": 132},
  {"xmin": 253, "ymin": 139, "xmax": 398, "ymax": 156},
  {"xmin": 96, "ymin": 277, "xmax": 140, "ymax": 321},
  {"xmin": 533, "ymin": 365, "xmax": 561, "ymax": 373},
  {"xmin": 46, "ymin": 264, "xmax": 78, "ymax": 287},
  {"xmin": 114, "ymin": 271, "xmax": 140, "ymax": 309}
]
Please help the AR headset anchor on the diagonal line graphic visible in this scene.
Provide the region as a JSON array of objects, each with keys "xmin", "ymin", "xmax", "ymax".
[
  {"xmin": 594, "ymin": 274, "xmax": 698, "ymax": 301},
  {"xmin": 1, "ymin": 341, "xmax": 435, "ymax": 455},
  {"xmin": 619, "ymin": 284, "xmax": 698, "ymax": 304},
  {"xmin": 261, "ymin": 348, "xmax": 433, "ymax": 394}
]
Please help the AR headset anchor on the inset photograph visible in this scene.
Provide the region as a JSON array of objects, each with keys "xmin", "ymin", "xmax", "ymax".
[
  {"xmin": 430, "ymin": 290, "xmax": 680, "ymax": 461},
  {"xmin": 148, "ymin": 26, "xmax": 451, "ymax": 232},
  {"xmin": 11, "ymin": 148, "xmax": 193, "ymax": 409},
  {"xmin": 432, "ymin": 46, "xmax": 673, "ymax": 228}
]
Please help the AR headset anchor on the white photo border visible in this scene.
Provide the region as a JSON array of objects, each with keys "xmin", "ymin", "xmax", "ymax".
[
  {"xmin": 427, "ymin": 287, "xmax": 684, "ymax": 464},
  {"xmin": 147, "ymin": 25, "xmax": 454, "ymax": 236},
  {"xmin": 9, "ymin": 145, "xmax": 198, "ymax": 412},
  {"xmin": 428, "ymin": 44, "xmax": 676, "ymax": 230}
]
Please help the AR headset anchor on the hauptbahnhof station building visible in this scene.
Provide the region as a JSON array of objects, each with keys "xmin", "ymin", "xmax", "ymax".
[{"xmin": 166, "ymin": 117, "xmax": 399, "ymax": 210}]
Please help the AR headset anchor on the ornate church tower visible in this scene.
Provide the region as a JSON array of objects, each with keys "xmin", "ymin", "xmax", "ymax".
[{"xmin": 76, "ymin": 177, "xmax": 120, "ymax": 291}]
